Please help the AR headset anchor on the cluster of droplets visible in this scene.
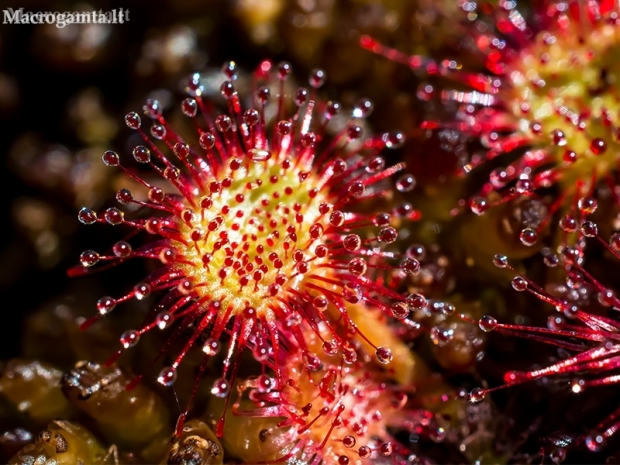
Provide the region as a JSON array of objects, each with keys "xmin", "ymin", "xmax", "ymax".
[
  {"xmin": 363, "ymin": 0, "xmax": 620, "ymax": 249},
  {"xmin": 468, "ymin": 209, "xmax": 620, "ymax": 455},
  {"xmin": 230, "ymin": 323, "xmax": 447, "ymax": 464},
  {"xmin": 462, "ymin": 0, "xmax": 620, "ymax": 240},
  {"xmin": 72, "ymin": 59, "xmax": 430, "ymax": 445},
  {"xmin": 469, "ymin": 0, "xmax": 620, "ymax": 251}
]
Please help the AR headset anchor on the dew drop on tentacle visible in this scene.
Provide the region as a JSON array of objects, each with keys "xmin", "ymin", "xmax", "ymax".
[
  {"xmin": 112, "ymin": 241, "xmax": 132, "ymax": 258},
  {"xmin": 511, "ymin": 276, "xmax": 528, "ymax": 292},
  {"xmin": 347, "ymin": 258, "xmax": 367, "ymax": 276},
  {"xmin": 468, "ymin": 387, "xmax": 485, "ymax": 403},
  {"xmin": 211, "ymin": 378, "xmax": 230, "ymax": 398},
  {"xmin": 102, "ymin": 150, "xmax": 120, "ymax": 167},
  {"xmin": 358, "ymin": 446, "xmax": 372, "ymax": 459},
  {"xmin": 151, "ymin": 124, "xmax": 166, "ymax": 140},
  {"xmin": 132, "ymin": 145, "xmax": 151, "ymax": 163},
  {"xmin": 104, "ymin": 208, "xmax": 124, "ymax": 225},
  {"xmin": 470, "ymin": 197, "xmax": 489, "ymax": 216},
  {"xmin": 80, "ymin": 250, "xmax": 100, "ymax": 267},
  {"xmin": 133, "ymin": 283, "xmax": 151, "ymax": 300},
  {"xmin": 96, "ymin": 296, "xmax": 116, "ymax": 315},
  {"xmin": 377, "ymin": 227, "xmax": 398, "ymax": 244},
  {"xmin": 492, "ymin": 254, "xmax": 508, "ymax": 268},
  {"xmin": 155, "ymin": 311, "xmax": 173, "ymax": 330},
  {"xmin": 181, "ymin": 98, "xmax": 197, "ymax": 117},
  {"xmin": 342, "ymin": 346, "xmax": 358, "ymax": 365},
  {"xmin": 78, "ymin": 207, "xmax": 97, "ymax": 225},
  {"xmin": 542, "ymin": 252, "xmax": 558, "ymax": 268},
  {"xmin": 578, "ymin": 197, "xmax": 598, "ymax": 216},
  {"xmin": 352, "ymin": 98, "xmax": 374, "ymax": 118},
  {"xmin": 395, "ymin": 173, "xmax": 416, "ymax": 193},
  {"xmin": 585, "ymin": 431, "xmax": 606, "ymax": 452},
  {"xmin": 581, "ymin": 221, "xmax": 598, "ymax": 237},
  {"xmin": 322, "ymin": 340, "xmax": 339, "ymax": 356},
  {"xmin": 379, "ymin": 442, "xmax": 393, "ymax": 456},
  {"xmin": 202, "ymin": 338, "xmax": 221, "ymax": 356},
  {"xmin": 125, "ymin": 111, "xmax": 141, "ymax": 129},
  {"xmin": 382, "ymin": 131, "xmax": 405, "ymax": 149},
  {"xmin": 406, "ymin": 293, "xmax": 427, "ymax": 311},
  {"xmin": 366, "ymin": 157, "xmax": 385, "ymax": 173},
  {"xmin": 375, "ymin": 347, "xmax": 392, "ymax": 364},
  {"xmin": 478, "ymin": 315, "xmax": 497, "ymax": 332},
  {"xmin": 116, "ymin": 188, "xmax": 133, "ymax": 205},
  {"xmin": 157, "ymin": 367, "xmax": 177, "ymax": 387},
  {"xmin": 120, "ymin": 330, "xmax": 140, "ymax": 349},
  {"xmin": 590, "ymin": 138, "xmax": 607, "ymax": 155},
  {"xmin": 390, "ymin": 302, "xmax": 409, "ymax": 320},
  {"xmin": 519, "ymin": 228, "xmax": 537, "ymax": 246},
  {"xmin": 143, "ymin": 99, "xmax": 163, "ymax": 119},
  {"xmin": 343, "ymin": 234, "xmax": 361, "ymax": 252},
  {"xmin": 559, "ymin": 215, "xmax": 577, "ymax": 233},
  {"xmin": 429, "ymin": 326, "xmax": 454, "ymax": 346}
]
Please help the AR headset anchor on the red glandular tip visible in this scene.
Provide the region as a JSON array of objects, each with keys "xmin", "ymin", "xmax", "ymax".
[
  {"xmin": 362, "ymin": 1, "xmax": 620, "ymax": 246},
  {"xmin": 71, "ymin": 60, "xmax": 422, "ymax": 432},
  {"xmin": 472, "ymin": 218, "xmax": 620, "ymax": 452}
]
